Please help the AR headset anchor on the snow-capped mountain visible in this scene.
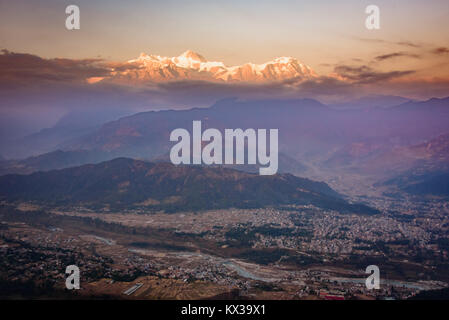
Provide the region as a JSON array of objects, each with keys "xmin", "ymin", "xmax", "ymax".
[{"xmin": 106, "ymin": 50, "xmax": 317, "ymax": 83}]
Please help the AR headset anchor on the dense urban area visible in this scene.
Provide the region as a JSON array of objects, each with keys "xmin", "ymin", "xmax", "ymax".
[{"xmin": 1, "ymin": 193, "xmax": 448, "ymax": 300}]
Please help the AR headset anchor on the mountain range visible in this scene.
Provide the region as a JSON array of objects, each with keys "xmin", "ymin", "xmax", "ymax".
[
  {"xmin": 0, "ymin": 150, "xmax": 114, "ymax": 176},
  {"xmin": 0, "ymin": 158, "xmax": 378, "ymax": 214},
  {"xmin": 1, "ymin": 96, "xmax": 449, "ymax": 200},
  {"xmin": 97, "ymin": 50, "xmax": 317, "ymax": 83},
  {"xmin": 0, "ymin": 149, "xmax": 307, "ymax": 176},
  {"xmin": 59, "ymin": 97, "xmax": 449, "ymax": 164}
]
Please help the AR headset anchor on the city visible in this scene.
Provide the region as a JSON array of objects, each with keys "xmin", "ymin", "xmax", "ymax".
[{"xmin": 1, "ymin": 193, "xmax": 448, "ymax": 300}]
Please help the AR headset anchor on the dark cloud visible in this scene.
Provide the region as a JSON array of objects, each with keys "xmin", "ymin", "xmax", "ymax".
[
  {"xmin": 291, "ymin": 77, "xmax": 356, "ymax": 102},
  {"xmin": 432, "ymin": 47, "xmax": 449, "ymax": 55},
  {"xmin": 333, "ymin": 65, "xmax": 415, "ymax": 84},
  {"xmin": 0, "ymin": 50, "xmax": 109, "ymax": 86},
  {"xmin": 396, "ymin": 41, "xmax": 421, "ymax": 48},
  {"xmin": 375, "ymin": 52, "xmax": 420, "ymax": 61},
  {"xmin": 356, "ymin": 38, "xmax": 422, "ymax": 48}
]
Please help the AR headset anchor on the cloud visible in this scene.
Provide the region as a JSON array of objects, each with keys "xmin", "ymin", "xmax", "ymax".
[
  {"xmin": 356, "ymin": 38, "xmax": 422, "ymax": 48},
  {"xmin": 432, "ymin": 47, "xmax": 449, "ymax": 55},
  {"xmin": 396, "ymin": 41, "xmax": 421, "ymax": 48},
  {"xmin": 333, "ymin": 65, "xmax": 415, "ymax": 84},
  {"xmin": 0, "ymin": 50, "xmax": 109, "ymax": 87},
  {"xmin": 374, "ymin": 52, "xmax": 420, "ymax": 61}
]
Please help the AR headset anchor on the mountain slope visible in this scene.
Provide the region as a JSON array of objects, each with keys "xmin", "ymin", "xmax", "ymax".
[
  {"xmin": 380, "ymin": 133, "xmax": 449, "ymax": 196},
  {"xmin": 329, "ymin": 95, "xmax": 412, "ymax": 110},
  {"xmin": 0, "ymin": 150, "xmax": 114, "ymax": 176},
  {"xmin": 0, "ymin": 158, "xmax": 378, "ymax": 214},
  {"xmin": 2, "ymin": 108, "xmax": 130, "ymax": 159},
  {"xmin": 402, "ymin": 172, "xmax": 449, "ymax": 197},
  {"xmin": 62, "ymin": 98, "xmax": 335, "ymax": 159},
  {"xmin": 61, "ymin": 97, "xmax": 449, "ymax": 165}
]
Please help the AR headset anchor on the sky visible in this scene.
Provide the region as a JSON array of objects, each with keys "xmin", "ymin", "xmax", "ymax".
[
  {"xmin": 1, "ymin": 0, "xmax": 449, "ymax": 139},
  {"xmin": 1, "ymin": 0, "xmax": 448, "ymax": 72}
]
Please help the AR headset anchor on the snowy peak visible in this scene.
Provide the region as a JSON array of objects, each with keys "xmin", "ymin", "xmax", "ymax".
[
  {"xmin": 108, "ymin": 50, "xmax": 316, "ymax": 83},
  {"xmin": 178, "ymin": 50, "xmax": 207, "ymax": 62}
]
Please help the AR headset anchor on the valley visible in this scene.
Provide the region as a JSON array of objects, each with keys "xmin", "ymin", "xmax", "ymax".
[
  {"xmin": 1, "ymin": 97, "xmax": 449, "ymax": 300},
  {"xmin": 1, "ymin": 195, "xmax": 448, "ymax": 300}
]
